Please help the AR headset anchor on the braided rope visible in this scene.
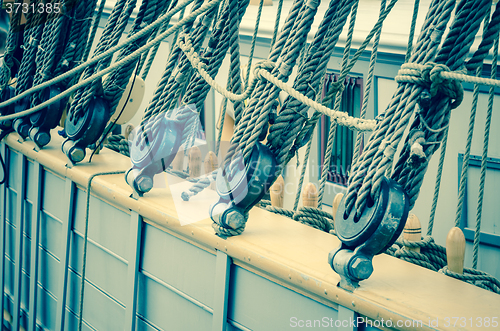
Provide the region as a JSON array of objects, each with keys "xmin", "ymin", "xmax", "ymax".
[
  {"xmin": 344, "ymin": 0, "xmax": 485, "ymax": 219},
  {"xmin": 439, "ymin": 267, "xmax": 500, "ymax": 294},
  {"xmin": 472, "ymin": 31, "xmax": 498, "ymax": 269},
  {"xmin": 0, "ymin": 0, "xmax": 218, "ymax": 122}
]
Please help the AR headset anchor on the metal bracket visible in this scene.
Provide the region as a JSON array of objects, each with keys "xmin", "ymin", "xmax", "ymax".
[
  {"xmin": 329, "ymin": 177, "xmax": 409, "ymax": 290},
  {"xmin": 209, "ymin": 143, "xmax": 277, "ymax": 232},
  {"xmin": 125, "ymin": 105, "xmax": 198, "ymax": 195}
]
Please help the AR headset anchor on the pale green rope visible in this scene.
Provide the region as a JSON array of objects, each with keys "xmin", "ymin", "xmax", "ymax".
[
  {"xmin": 454, "ymin": 66, "xmax": 482, "ymax": 228},
  {"xmin": 79, "ymin": 171, "xmax": 126, "ymax": 331},
  {"xmin": 405, "ymin": 0, "xmax": 420, "ymax": 63},
  {"xmin": 426, "ymin": 127, "xmax": 449, "ymax": 236},
  {"xmin": 82, "ymin": 0, "xmax": 107, "ymax": 63},
  {"xmin": 270, "ymin": 0, "xmax": 284, "ymax": 49},
  {"xmin": 245, "ymin": 0, "xmax": 264, "ymax": 89},
  {"xmin": 472, "ymin": 31, "xmax": 498, "ymax": 269}
]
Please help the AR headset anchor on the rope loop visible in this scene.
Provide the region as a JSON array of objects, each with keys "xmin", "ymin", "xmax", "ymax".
[
  {"xmin": 439, "ymin": 266, "xmax": 500, "ymax": 294},
  {"xmin": 396, "ymin": 62, "xmax": 464, "ymax": 108},
  {"xmin": 254, "ymin": 60, "xmax": 275, "ymax": 80}
]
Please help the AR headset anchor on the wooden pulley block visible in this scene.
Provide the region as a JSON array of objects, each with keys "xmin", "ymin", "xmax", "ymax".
[
  {"xmin": 446, "ymin": 227, "xmax": 465, "ymax": 274},
  {"xmin": 109, "ymin": 75, "xmax": 146, "ymax": 125}
]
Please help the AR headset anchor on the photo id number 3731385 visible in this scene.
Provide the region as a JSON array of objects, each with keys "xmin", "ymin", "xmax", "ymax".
[{"xmin": 5, "ymin": 2, "xmax": 61, "ymax": 14}]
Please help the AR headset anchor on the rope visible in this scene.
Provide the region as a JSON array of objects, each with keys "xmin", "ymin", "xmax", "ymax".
[
  {"xmin": 455, "ymin": 66, "xmax": 482, "ymax": 229},
  {"xmin": 79, "ymin": 171, "xmax": 126, "ymax": 331},
  {"xmin": 472, "ymin": 29, "xmax": 498, "ymax": 269},
  {"xmin": 0, "ymin": 0, "xmax": 219, "ymax": 122},
  {"xmin": 104, "ymin": 134, "xmax": 130, "ymax": 156},
  {"xmin": 344, "ymin": 0, "xmax": 487, "ymax": 219},
  {"xmin": 385, "ymin": 236, "xmax": 447, "ymax": 272},
  {"xmin": 439, "ymin": 267, "xmax": 500, "ymax": 294},
  {"xmin": 82, "ymin": 0, "xmax": 107, "ymax": 62},
  {"xmin": 426, "ymin": 127, "xmax": 448, "ymax": 236},
  {"xmin": 405, "ymin": 0, "xmax": 420, "ymax": 63},
  {"xmin": 270, "ymin": 0, "xmax": 284, "ymax": 48}
]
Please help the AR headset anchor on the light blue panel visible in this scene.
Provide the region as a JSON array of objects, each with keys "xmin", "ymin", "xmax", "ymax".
[
  {"xmin": 228, "ymin": 266, "xmax": 341, "ymax": 331},
  {"xmin": 136, "ymin": 273, "xmax": 213, "ymax": 331},
  {"xmin": 64, "ymin": 307, "xmax": 100, "ymax": 331},
  {"xmin": 68, "ymin": 232, "xmax": 128, "ymax": 305},
  {"xmin": 73, "ymin": 188, "xmax": 130, "ymax": 261},
  {"xmin": 4, "ymin": 219, "xmax": 15, "ymax": 261},
  {"xmin": 136, "ymin": 316, "xmax": 162, "ymax": 331},
  {"xmin": 141, "ymin": 224, "xmax": 216, "ymax": 308},
  {"xmin": 38, "ymin": 246, "xmax": 62, "ymax": 299},
  {"xmin": 8, "ymin": 150, "xmax": 18, "ymax": 189},
  {"xmin": 3, "ymin": 256, "xmax": 58, "ymax": 330},
  {"xmin": 39, "ymin": 211, "xmax": 62, "ymax": 258},
  {"xmin": 6, "ymin": 187, "xmax": 16, "ymax": 226},
  {"xmin": 25, "ymin": 160, "xmax": 36, "ymax": 204},
  {"xmin": 41, "ymin": 170, "xmax": 67, "ymax": 221},
  {"xmin": 3, "ymin": 281, "xmax": 58, "ymax": 331},
  {"xmin": 65, "ymin": 269, "xmax": 126, "ymax": 331},
  {"xmin": 24, "ymin": 199, "xmax": 32, "ymax": 240}
]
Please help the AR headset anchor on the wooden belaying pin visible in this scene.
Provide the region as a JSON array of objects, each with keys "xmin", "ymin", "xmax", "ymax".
[
  {"xmin": 204, "ymin": 151, "xmax": 218, "ymax": 189},
  {"xmin": 403, "ymin": 214, "xmax": 421, "ymax": 253},
  {"xmin": 172, "ymin": 149, "xmax": 185, "ymax": 171},
  {"xmin": 189, "ymin": 146, "xmax": 202, "ymax": 178},
  {"xmin": 270, "ymin": 175, "xmax": 284, "ymax": 208},
  {"xmin": 446, "ymin": 227, "xmax": 465, "ymax": 274},
  {"xmin": 332, "ymin": 193, "xmax": 344, "ymax": 221},
  {"xmin": 302, "ymin": 183, "xmax": 318, "ymax": 208}
]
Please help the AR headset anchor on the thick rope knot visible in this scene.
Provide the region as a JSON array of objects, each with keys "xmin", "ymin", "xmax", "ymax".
[
  {"xmin": 292, "ymin": 206, "xmax": 334, "ymax": 232},
  {"xmin": 439, "ymin": 266, "xmax": 500, "ymax": 294},
  {"xmin": 408, "ymin": 130, "xmax": 426, "ymax": 168},
  {"xmin": 385, "ymin": 236, "xmax": 447, "ymax": 272},
  {"xmin": 396, "ymin": 62, "xmax": 464, "ymax": 109},
  {"xmin": 254, "ymin": 60, "xmax": 275, "ymax": 80}
]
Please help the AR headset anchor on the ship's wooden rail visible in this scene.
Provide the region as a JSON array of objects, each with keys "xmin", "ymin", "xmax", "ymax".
[{"xmin": 1, "ymin": 131, "xmax": 499, "ymax": 331}]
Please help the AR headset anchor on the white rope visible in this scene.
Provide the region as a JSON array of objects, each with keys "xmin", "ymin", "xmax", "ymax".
[
  {"xmin": 397, "ymin": 63, "xmax": 500, "ymax": 88},
  {"xmin": 179, "ymin": 40, "xmax": 377, "ymax": 132}
]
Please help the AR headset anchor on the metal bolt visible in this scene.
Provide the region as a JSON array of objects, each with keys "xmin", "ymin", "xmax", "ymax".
[
  {"xmin": 34, "ymin": 131, "xmax": 50, "ymax": 147},
  {"xmin": 224, "ymin": 209, "xmax": 246, "ymax": 230},
  {"xmin": 136, "ymin": 176, "xmax": 153, "ymax": 193},
  {"xmin": 349, "ymin": 256, "xmax": 373, "ymax": 281},
  {"xmin": 69, "ymin": 146, "xmax": 85, "ymax": 163}
]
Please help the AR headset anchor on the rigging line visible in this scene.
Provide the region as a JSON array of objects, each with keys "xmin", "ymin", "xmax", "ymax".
[
  {"xmin": 472, "ymin": 30, "xmax": 498, "ymax": 269},
  {"xmin": 78, "ymin": 170, "xmax": 127, "ymax": 331},
  {"xmin": 0, "ymin": 0, "xmax": 207, "ymax": 113},
  {"xmin": 0, "ymin": 0, "xmax": 222, "ymax": 122},
  {"xmin": 82, "ymin": 0, "xmax": 107, "ymax": 63},
  {"xmin": 245, "ymin": 0, "xmax": 264, "ymax": 89}
]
